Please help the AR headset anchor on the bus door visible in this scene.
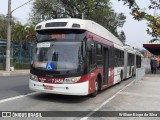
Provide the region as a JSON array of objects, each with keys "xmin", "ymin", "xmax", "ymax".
[{"xmin": 103, "ymin": 47, "xmax": 109, "ymax": 85}]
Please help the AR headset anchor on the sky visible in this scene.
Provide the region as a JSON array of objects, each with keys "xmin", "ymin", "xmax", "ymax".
[{"xmin": 0, "ymin": 0, "xmax": 156, "ymax": 49}]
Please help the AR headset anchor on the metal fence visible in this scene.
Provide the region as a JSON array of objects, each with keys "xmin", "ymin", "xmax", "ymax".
[{"xmin": 0, "ymin": 40, "xmax": 32, "ymax": 70}]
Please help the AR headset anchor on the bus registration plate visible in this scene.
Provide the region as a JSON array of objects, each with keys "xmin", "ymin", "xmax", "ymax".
[{"xmin": 44, "ymin": 85, "xmax": 54, "ymax": 90}]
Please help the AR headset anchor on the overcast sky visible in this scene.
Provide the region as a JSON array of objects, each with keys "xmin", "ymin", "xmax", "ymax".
[{"xmin": 0, "ymin": 0, "xmax": 156, "ymax": 49}]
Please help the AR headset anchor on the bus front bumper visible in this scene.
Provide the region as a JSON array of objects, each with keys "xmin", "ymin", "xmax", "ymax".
[{"xmin": 29, "ymin": 80, "xmax": 89, "ymax": 96}]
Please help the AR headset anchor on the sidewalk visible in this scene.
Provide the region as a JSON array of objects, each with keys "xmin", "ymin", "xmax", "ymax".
[
  {"xmin": 97, "ymin": 70, "xmax": 160, "ymax": 118},
  {"xmin": 0, "ymin": 69, "xmax": 30, "ymax": 76}
]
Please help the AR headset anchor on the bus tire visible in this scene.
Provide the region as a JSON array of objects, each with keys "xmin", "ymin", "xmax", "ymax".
[{"xmin": 90, "ymin": 77, "xmax": 99, "ymax": 97}]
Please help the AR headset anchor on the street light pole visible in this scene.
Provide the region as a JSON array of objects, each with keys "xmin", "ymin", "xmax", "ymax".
[
  {"xmin": 82, "ymin": 13, "xmax": 84, "ymax": 19},
  {"xmin": 6, "ymin": 0, "xmax": 33, "ymax": 71},
  {"xmin": 6, "ymin": 0, "xmax": 11, "ymax": 71}
]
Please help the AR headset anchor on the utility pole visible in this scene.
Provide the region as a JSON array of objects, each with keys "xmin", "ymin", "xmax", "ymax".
[
  {"xmin": 82, "ymin": 13, "xmax": 84, "ymax": 19},
  {"xmin": 5, "ymin": 0, "xmax": 33, "ymax": 71},
  {"xmin": 6, "ymin": 0, "xmax": 11, "ymax": 71}
]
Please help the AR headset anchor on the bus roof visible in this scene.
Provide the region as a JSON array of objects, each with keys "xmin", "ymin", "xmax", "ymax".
[
  {"xmin": 35, "ymin": 18, "xmax": 123, "ymax": 46},
  {"xmin": 123, "ymin": 45, "xmax": 143, "ymax": 56},
  {"xmin": 123, "ymin": 45, "xmax": 136, "ymax": 54}
]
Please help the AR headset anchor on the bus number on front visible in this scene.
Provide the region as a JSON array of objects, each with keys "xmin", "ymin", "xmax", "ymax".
[{"xmin": 51, "ymin": 79, "xmax": 64, "ymax": 84}]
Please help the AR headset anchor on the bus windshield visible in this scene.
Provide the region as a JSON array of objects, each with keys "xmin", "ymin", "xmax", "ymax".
[
  {"xmin": 33, "ymin": 42, "xmax": 84, "ymax": 71},
  {"xmin": 33, "ymin": 30, "xmax": 86, "ymax": 71}
]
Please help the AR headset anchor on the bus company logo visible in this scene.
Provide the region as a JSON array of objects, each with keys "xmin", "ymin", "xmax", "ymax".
[
  {"xmin": 2, "ymin": 112, "xmax": 11, "ymax": 117},
  {"xmin": 39, "ymin": 77, "xmax": 46, "ymax": 82}
]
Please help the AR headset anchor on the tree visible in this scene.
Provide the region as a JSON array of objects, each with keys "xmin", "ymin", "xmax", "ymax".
[
  {"xmin": 0, "ymin": 14, "xmax": 35, "ymax": 42},
  {"xmin": 12, "ymin": 23, "xmax": 25, "ymax": 42},
  {"xmin": 30, "ymin": 0, "xmax": 64, "ymax": 23},
  {"xmin": 61, "ymin": 0, "xmax": 111, "ymax": 18},
  {"xmin": 102, "ymin": 12, "xmax": 126, "ymax": 38},
  {"xmin": 30, "ymin": 0, "xmax": 126, "ymax": 40},
  {"xmin": 30, "ymin": 0, "xmax": 111, "ymax": 21},
  {"xmin": 119, "ymin": 0, "xmax": 160, "ymax": 38},
  {"xmin": 0, "ymin": 15, "xmax": 8, "ymax": 39},
  {"xmin": 118, "ymin": 30, "xmax": 126, "ymax": 44},
  {"xmin": 11, "ymin": 23, "xmax": 35, "ymax": 42},
  {"xmin": 0, "ymin": 15, "xmax": 20, "ymax": 40}
]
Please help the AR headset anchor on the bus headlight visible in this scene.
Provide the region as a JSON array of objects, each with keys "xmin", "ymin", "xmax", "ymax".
[
  {"xmin": 63, "ymin": 77, "xmax": 81, "ymax": 84},
  {"xmin": 30, "ymin": 74, "xmax": 38, "ymax": 81}
]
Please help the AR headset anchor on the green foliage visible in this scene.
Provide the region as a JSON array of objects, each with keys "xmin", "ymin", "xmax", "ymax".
[
  {"xmin": 0, "ymin": 63, "xmax": 5, "ymax": 70},
  {"xmin": 30, "ymin": 0, "xmax": 126, "ymax": 41},
  {"xmin": 11, "ymin": 23, "xmax": 35, "ymax": 42},
  {"xmin": 119, "ymin": 0, "xmax": 160, "ymax": 38},
  {"xmin": 149, "ymin": 38, "xmax": 160, "ymax": 43},
  {"xmin": 118, "ymin": 31, "xmax": 126, "ymax": 44},
  {"xmin": 12, "ymin": 23, "xmax": 25, "ymax": 41},
  {"xmin": 61, "ymin": 0, "xmax": 111, "ymax": 18},
  {"xmin": 0, "ymin": 14, "xmax": 35, "ymax": 42},
  {"xmin": 0, "ymin": 15, "xmax": 7, "ymax": 39},
  {"xmin": 14, "ymin": 63, "xmax": 30, "ymax": 69},
  {"xmin": 30, "ymin": 0, "xmax": 62, "ymax": 23}
]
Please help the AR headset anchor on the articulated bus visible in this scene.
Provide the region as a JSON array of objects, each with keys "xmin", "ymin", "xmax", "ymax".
[
  {"xmin": 123, "ymin": 46, "xmax": 142, "ymax": 79},
  {"xmin": 29, "ymin": 18, "xmax": 140, "ymax": 97}
]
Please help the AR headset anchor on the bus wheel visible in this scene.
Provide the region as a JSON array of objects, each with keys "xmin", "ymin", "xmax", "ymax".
[{"xmin": 90, "ymin": 78, "xmax": 99, "ymax": 97}]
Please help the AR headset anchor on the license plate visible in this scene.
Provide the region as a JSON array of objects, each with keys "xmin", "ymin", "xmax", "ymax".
[{"xmin": 44, "ymin": 85, "xmax": 54, "ymax": 90}]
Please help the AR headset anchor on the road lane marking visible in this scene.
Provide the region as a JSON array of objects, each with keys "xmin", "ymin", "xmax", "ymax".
[
  {"xmin": 0, "ymin": 92, "xmax": 39, "ymax": 104},
  {"xmin": 80, "ymin": 80, "xmax": 135, "ymax": 120}
]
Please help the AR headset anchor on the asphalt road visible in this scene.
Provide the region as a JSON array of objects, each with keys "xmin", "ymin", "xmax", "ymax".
[
  {"xmin": 0, "ymin": 74, "xmax": 31, "ymax": 100},
  {"xmin": 0, "ymin": 75, "xmax": 134, "ymax": 119}
]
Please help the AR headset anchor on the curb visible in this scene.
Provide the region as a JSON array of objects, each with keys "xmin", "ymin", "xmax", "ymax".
[{"xmin": 0, "ymin": 70, "xmax": 30, "ymax": 76}]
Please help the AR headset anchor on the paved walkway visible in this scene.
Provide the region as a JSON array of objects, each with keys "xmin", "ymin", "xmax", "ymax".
[
  {"xmin": 93, "ymin": 70, "xmax": 160, "ymax": 119},
  {"xmin": 0, "ymin": 69, "xmax": 30, "ymax": 76}
]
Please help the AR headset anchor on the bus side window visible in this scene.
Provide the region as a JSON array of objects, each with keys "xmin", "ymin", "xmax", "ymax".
[
  {"xmin": 90, "ymin": 42, "xmax": 95, "ymax": 65},
  {"xmin": 108, "ymin": 47, "xmax": 113, "ymax": 67},
  {"xmin": 114, "ymin": 49, "xmax": 118, "ymax": 67},
  {"xmin": 96, "ymin": 44, "xmax": 102, "ymax": 55},
  {"xmin": 87, "ymin": 40, "xmax": 96, "ymax": 68}
]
